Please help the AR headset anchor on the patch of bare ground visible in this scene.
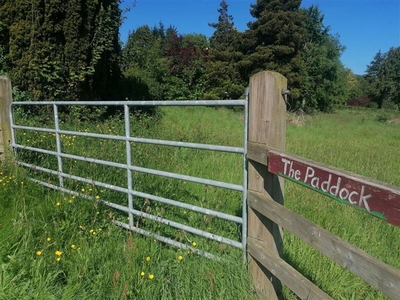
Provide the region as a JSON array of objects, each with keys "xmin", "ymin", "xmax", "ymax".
[{"xmin": 386, "ymin": 118, "xmax": 400, "ymax": 124}]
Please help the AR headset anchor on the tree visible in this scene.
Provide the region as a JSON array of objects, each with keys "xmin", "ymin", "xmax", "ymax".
[
  {"xmin": 239, "ymin": 0, "xmax": 309, "ymax": 105},
  {"xmin": 379, "ymin": 47, "xmax": 400, "ymax": 109},
  {"xmin": 364, "ymin": 50, "xmax": 386, "ymax": 107},
  {"xmin": 121, "ymin": 24, "xmax": 168, "ymax": 100},
  {"xmin": 0, "ymin": 0, "xmax": 121, "ymax": 101},
  {"xmin": 364, "ymin": 48, "xmax": 400, "ymax": 109},
  {"xmin": 205, "ymin": 0, "xmax": 244, "ymax": 99},
  {"xmin": 121, "ymin": 24, "xmax": 208, "ymax": 100},
  {"xmin": 208, "ymin": 0, "xmax": 236, "ymax": 50},
  {"xmin": 298, "ymin": 6, "xmax": 348, "ymax": 111}
]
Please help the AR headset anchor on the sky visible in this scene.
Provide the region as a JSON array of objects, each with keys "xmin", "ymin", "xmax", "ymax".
[{"xmin": 119, "ymin": 0, "xmax": 400, "ymax": 75}]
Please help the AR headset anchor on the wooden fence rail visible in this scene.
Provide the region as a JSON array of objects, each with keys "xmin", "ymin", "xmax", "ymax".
[{"xmin": 247, "ymin": 71, "xmax": 400, "ymax": 300}]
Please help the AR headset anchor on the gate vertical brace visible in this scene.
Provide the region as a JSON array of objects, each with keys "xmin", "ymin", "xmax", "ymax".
[
  {"xmin": 53, "ymin": 104, "xmax": 64, "ymax": 188},
  {"xmin": 242, "ymin": 87, "xmax": 249, "ymax": 260},
  {"xmin": 247, "ymin": 71, "xmax": 287, "ymax": 300},
  {"xmin": 0, "ymin": 76, "xmax": 13, "ymax": 162},
  {"xmin": 124, "ymin": 105, "xmax": 134, "ymax": 228}
]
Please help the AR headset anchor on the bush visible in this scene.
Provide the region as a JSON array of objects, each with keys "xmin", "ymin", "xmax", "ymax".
[
  {"xmin": 375, "ymin": 111, "xmax": 391, "ymax": 123},
  {"xmin": 347, "ymin": 94, "xmax": 372, "ymax": 107}
]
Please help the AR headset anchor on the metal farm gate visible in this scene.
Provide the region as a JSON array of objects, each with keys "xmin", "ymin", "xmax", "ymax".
[{"xmin": 9, "ymin": 97, "xmax": 248, "ymax": 259}]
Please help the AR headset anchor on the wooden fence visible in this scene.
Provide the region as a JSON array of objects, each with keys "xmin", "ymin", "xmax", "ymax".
[
  {"xmin": 247, "ymin": 71, "xmax": 400, "ymax": 299},
  {"xmin": 0, "ymin": 76, "xmax": 12, "ymax": 161}
]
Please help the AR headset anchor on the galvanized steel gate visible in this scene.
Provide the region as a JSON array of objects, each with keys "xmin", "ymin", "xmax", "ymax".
[{"xmin": 10, "ymin": 96, "xmax": 248, "ymax": 259}]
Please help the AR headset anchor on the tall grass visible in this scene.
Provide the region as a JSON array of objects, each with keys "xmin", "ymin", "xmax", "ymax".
[
  {"xmin": 283, "ymin": 108, "xmax": 400, "ymax": 300},
  {"xmin": 1, "ymin": 106, "xmax": 254, "ymax": 300},
  {"xmin": 1, "ymin": 106, "xmax": 399, "ymax": 299}
]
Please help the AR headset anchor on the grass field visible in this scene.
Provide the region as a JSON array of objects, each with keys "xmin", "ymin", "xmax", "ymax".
[{"xmin": 1, "ymin": 106, "xmax": 399, "ymax": 299}]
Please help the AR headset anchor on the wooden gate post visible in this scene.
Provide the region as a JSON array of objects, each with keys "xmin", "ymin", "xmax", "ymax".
[
  {"xmin": 247, "ymin": 71, "xmax": 287, "ymax": 299},
  {"xmin": 0, "ymin": 76, "xmax": 13, "ymax": 162}
]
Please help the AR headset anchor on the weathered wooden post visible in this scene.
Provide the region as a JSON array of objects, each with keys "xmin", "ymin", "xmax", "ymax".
[
  {"xmin": 0, "ymin": 76, "xmax": 13, "ymax": 162},
  {"xmin": 247, "ymin": 71, "xmax": 287, "ymax": 299}
]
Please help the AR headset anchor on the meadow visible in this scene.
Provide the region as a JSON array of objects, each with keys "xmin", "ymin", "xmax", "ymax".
[{"xmin": 1, "ymin": 105, "xmax": 399, "ymax": 299}]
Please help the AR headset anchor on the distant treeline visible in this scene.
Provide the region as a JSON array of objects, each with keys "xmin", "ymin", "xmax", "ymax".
[{"xmin": 0, "ymin": 0, "xmax": 398, "ymax": 112}]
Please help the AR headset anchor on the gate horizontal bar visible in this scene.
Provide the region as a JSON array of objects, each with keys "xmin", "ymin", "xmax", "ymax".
[
  {"xmin": 114, "ymin": 221, "xmax": 222, "ymax": 261},
  {"xmin": 104, "ymin": 202, "xmax": 243, "ymax": 249},
  {"xmin": 12, "ymin": 143, "xmax": 243, "ymax": 191},
  {"xmin": 11, "ymin": 125, "xmax": 245, "ymax": 154},
  {"xmin": 11, "ymin": 99, "xmax": 246, "ymax": 106},
  {"xmin": 27, "ymin": 177, "xmax": 224, "ymax": 261},
  {"xmin": 17, "ymin": 161, "xmax": 243, "ymax": 224},
  {"xmin": 25, "ymin": 174, "xmax": 242, "ymax": 249}
]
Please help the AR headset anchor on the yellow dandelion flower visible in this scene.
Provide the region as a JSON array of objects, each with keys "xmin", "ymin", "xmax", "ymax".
[
  {"xmin": 56, "ymin": 257, "xmax": 61, "ymax": 262},
  {"xmin": 55, "ymin": 250, "xmax": 62, "ymax": 256},
  {"xmin": 81, "ymin": 188, "xmax": 85, "ymax": 192},
  {"xmin": 95, "ymin": 195, "xmax": 100, "ymax": 200},
  {"xmin": 145, "ymin": 256, "xmax": 151, "ymax": 262},
  {"xmin": 140, "ymin": 271, "xmax": 145, "ymax": 276},
  {"xmin": 89, "ymin": 229, "xmax": 94, "ymax": 233},
  {"xmin": 148, "ymin": 274, "xmax": 154, "ymax": 280},
  {"xmin": 71, "ymin": 244, "xmax": 76, "ymax": 250},
  {"xmin": 192, "ymin": 242, "xmax": 197, "ymax": 247},
  {"xmin": 178, "ymin": 255, "xmax": 183, "ymax": 261},
  {"xmin": 56, "ymin": 202, "xmax": 61, "ymax": 206},
  {"xmin": 36, "ymin": 250, "xmax": 42, "ymax": 256},
  {"xmin": 47, "ymin": 237, "xmax": 51, "ymax": 242}
]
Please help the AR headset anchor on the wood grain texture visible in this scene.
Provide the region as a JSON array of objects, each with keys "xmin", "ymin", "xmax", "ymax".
[
  {"xmin": 248, "ymin": 190, "xmax": 400, "ymax": 300},
  {"xmin": 248, "ymin": 143, "xmax": 400, "ymax": 227},
  {"xmin": 0, "ymin": 76, "xmax": 13, "ymax": 161},
  {"xmin": 247, "ymin": 237, "xmax": 334, "ymax": 300},
  {"xmin": 247, "ymin": 71, "xmax": 287, "ymax": 300}
]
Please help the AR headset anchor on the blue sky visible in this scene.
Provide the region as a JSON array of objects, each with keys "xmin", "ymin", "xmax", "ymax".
[{"xmin": 119, "ymin": 0, "xmax": 400, "ymax": 75}]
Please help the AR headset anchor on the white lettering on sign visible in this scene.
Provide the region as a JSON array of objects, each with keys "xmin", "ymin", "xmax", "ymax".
[{"xmin": 281, "ymin": 158, "xmax": 372, "ymax": 211}]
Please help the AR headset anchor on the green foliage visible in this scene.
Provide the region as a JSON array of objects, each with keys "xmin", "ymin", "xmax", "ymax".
[
  {"xmin": 238, "ymin": 2, "xmax": 348, "ymax": 111},
  {"xmin": 239, "ymin": 0, "xmax": 307, "ymax": 95},
  {"xmin": 298, "ymin": 6, "xmax": 348, "ymax": 111},
  {"xmin": 364, "ymin": 47, "xmax": 400, "ymax": 110},
  {"xmin": 2, "ymin": 0, "xmax": 390, "ymax": 114},
  {"xmin": 0, "ymin": 0, "xmax": 121, "ymax": 101},
  {"xmin": 379, "ymin": 47, "xmax": 400, "ymax": 109},
  {"xmin": 121, "ymin": 24, "xmax": 208, "ymax": 100},
  {"xmin": 205, "ymin": 0, "xmax": 245, "ymax": 100}
]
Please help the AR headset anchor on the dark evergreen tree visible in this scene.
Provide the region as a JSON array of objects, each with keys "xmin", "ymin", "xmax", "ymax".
[
  {"xmin": 205, "ymin": 0, "xmax": 244, "ymax": 100},
  {"xmin": 0, "ymin": 0, "xmax": 121, "ymax": 101},
  {"xmin": 239, "ymin": 0, "xmax": 308, "ymax": 105},
  {"xmin": 208, "ymin": 0, "xmax": 236, "ymax": 49},
  {"xmin": 379, "ymin": 47, "xmax": 400, "ymax": 109},
  {"xmin": 298, "ymin": 5, "xmax": 348, "ymax": 111},
  {"xmin": 364, "ymin": 50, "xmax": 387, "ymax": 107}
]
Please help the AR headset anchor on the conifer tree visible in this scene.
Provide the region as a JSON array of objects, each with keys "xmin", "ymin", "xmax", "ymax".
[
  {"xmin": 205, "ymin": 0, "xmax": 244, "ymax": 99},
  {"xmin": 0, "ymin": 0, "xmax": 121, "ymax": 101},
  {"xmin": 298, "ymin": 5, "xmax": 348, "ymax": 111},
  {"xmin": 239, "ymin": 0, "xmax": 308, "ymax": 104}
]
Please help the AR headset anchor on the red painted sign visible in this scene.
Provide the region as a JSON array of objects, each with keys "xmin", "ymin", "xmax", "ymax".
[{"xmin": 268, "ymin": 150, "xmax": 400, "ymax": 228}]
